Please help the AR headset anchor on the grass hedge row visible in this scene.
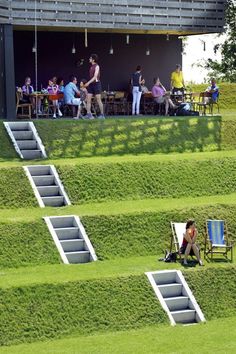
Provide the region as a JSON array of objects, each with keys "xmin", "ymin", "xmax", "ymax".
[
  {"xmin": 0, "ymin": 275, "xmax": 167, "ymax": 346},
  {"xmin": 82, "ymin": 204, "xmax": 236, "ymax": 260},
  {"xmin": 1, "ymin": 204, "xmax": 236, "ymax": 268},
  {"xmin": 0, "ymin": 267, "xmax": 235, "ymax": 346},
  {"xmin": 0, "ymin": 221, "xmax": 61, "ymax": 268},
  {"xmin": 2, "ymin": 155, "xmax": 236, "ymax": 208},
  {"xmin": 58, "ymin": 156, "xmax": 236, "ymax": 204},
  {"xmin": 0, "ymin": 122, "xmax": 18, "ymax": 161},
  {"xmin": 1, "ymin": 116, "xmax": 236, "ymax": 161},
  {"xmin": 34, "ymin": 117, "xmax": 222, "ymax": 158},
  {"xmin": 0, "ymin": 167, "xmax": 37, "ymax": 209},
  {"xmin": 184, "ymin": 267, "xmax": 236, "ymax": 320}
]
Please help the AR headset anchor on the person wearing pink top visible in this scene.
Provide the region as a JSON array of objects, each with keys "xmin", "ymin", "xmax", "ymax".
[
  {"xmin": 47, "ymin": 79, "xmax": 63, "ymax": 119},
  {"xmin": 151, "ymin": 77, "xmax": 176, "ymax": 116}
]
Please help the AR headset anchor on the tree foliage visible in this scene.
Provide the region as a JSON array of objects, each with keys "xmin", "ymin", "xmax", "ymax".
[{"xmin": 202, "ymin": 0, "xmax": 236, "ymax": 82}]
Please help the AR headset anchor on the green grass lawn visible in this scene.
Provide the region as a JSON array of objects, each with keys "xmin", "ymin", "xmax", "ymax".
[
  {"xmin": 1, "ymin": 316, "xmax": 236, "ymax": 354},
  {"xmin": 1, "ymin": 254, "xmax": 235, "ymax": 290}
]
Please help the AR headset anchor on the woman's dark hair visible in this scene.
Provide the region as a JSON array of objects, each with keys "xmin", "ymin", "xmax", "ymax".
[
  {"xmin": 186, "ymin": 219, "xmax": 195, "ymax": 229},
  {"xmin": 70, "ymin": 75, "xmax": 77, "ymax": 82},
  {"xmin": 90, "ymin": 54, "xmax": 98, "ymax": 62},
  {"xmin": 136, "ymin": 65, "xmax": 141, "ymax": 71},
  {"xmin": 80, "ymin": 78, "xmax": 87, "ymax": 85}
]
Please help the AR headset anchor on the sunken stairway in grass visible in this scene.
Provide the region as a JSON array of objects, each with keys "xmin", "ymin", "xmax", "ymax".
[
  {"xmin": 44, "ymin": 215, "xmax": 97, "ymax": 264},
  {"xmin": 24, "ymin": 165, "xmax": 71, "ymax": 207},
  {"xmin": 4, "ymin": 121, "xmax": 47, "ymax": 159},
  {"xmin": 146, "ymin": 270, "xmax": 205, "ymax": 325}
]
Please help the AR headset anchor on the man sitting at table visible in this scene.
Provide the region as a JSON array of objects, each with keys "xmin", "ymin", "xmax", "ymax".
[
  {"xmin": 170, "ymin": 64, "xmax": 185, "ymax": 95},
  {"xmin": 204, "ymin": 78, "xmax": 219, "ymax": 104},
  {"xmin": 64, "ymin": 76, "xmax": 81, "ymax": 106},
  {"xmin": 22, "ymin": 76, "xmax": 42, "ymax": 114}
]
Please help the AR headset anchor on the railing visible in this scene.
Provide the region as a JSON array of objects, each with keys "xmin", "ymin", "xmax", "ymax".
[{"xmin": 0, "ymin": 0, "xmax": 226, "ymax": 33}]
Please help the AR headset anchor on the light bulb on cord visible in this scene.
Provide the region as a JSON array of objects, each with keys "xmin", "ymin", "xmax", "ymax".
[
  {"xmin": 72, "ymin": 44, "xmax": 76, "ymax": 54},
  {"xmin": 109, "ymin": 46, "xmax": 114, "ymax": 55},
  {"xmin": 32, "ymin": 45, "xmax": 36, "ymax": 53},
  {"xmin": 126, "ymin": 34, "xmax": 130, "ymax": 44},
  {"xmin": 166, "ymin": 33, "xmax": 169, "ymax": 41},
  {"xmin": 146, "ymin": 48, "xmax": 150, "ymax": 56}
]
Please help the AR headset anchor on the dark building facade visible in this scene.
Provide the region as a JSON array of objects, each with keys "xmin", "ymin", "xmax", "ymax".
[{"xmin": 0, "ymin": 0, "xmax": 227, "ymax": 119}]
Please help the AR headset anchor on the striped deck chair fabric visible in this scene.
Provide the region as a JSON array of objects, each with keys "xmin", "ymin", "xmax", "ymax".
[
  {"xmin": 207, "ymin": 220, "xmax": 225, "ymax": 247},
  {"xmin": 205, "ymin": 219, "xmax": 233, "ymax": 261}
]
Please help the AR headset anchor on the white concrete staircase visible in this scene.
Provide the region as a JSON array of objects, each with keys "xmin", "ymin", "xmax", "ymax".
[
  {"xmin": 4, "ymin": 121, "xmax": 47, "ymax": 159},
  {"xmin": 44, "ymin": 216, "xmax": 97, "ymax": 264},
  {"xmin": 146, "ymin": 270, "xmax": 205, "ymax": 325},
  {"xmin": 24, "ymin": 165, "xmax": 71, "ymax": 207}
]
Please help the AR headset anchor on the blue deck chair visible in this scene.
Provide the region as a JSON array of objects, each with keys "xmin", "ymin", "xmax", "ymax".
[{"xmin": 205, "ymin": 220, "xmax": 233, "ymax": 261}]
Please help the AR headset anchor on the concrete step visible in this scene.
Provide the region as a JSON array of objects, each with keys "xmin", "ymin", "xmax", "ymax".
[
  {"xmin": 171, "ymin": 309, "xmax": 196, "ymax": 324},
  {"xmin": 16, "ymin": 140, "xmax": 38, "ymax": 150},
  {"xmin": 37, "ymin": 186, "xmax": 60, "ymax": 197},
  {"xmin": 12, "ymin": 130, "xmax": 33, "ymax": 140},
  {"xmin": 60, "ymin": 239, "xmax": 85, "ymax": 252},
  {"xmin": 8, "ymin": 122, "xmax": 30, "ymax": 130},
  {"xmin": 153, "ymin": 271, "xmax": 177, "ymax": 285},
  {"xmin": 49, "ymin": 217, "xmax": 75, "ymax": 228},
  {"xmin": 158, "ymin": 283, "xmax": 182, "ymax": 298},
  {"xmin": 65, "ymin": 251, "xmax": 91, "ymax": 264},
  {"xmin": 41, "ymin": 196, "xmax": 65, "ymax": 207},
  {"xmin": 21, "ymin": 150, "xmax": 42, "ymax": 159},
  {"xmin": 55, "ymin": 227, "xmax": 81, "ymax": 240},
  {"xmin": 165, "ymin": 296, "xmax": 189, "ymax": 311},
  {"xmin": 27, "ymin": 165, "xmax": 51, "ymax": 176},
  {"xmin": 32, "ymin": 175, "xmax": 55, "ymax": 186}
]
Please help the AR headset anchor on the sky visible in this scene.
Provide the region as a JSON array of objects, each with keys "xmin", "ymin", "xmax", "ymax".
[{"xmin": 182, "ymin": 33, "xmax": 226, "ymax": 84}]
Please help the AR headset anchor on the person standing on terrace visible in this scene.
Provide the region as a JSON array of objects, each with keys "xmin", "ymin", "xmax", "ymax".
[
  {"xmin": 170, "ymin": 64, "xmax": 185, "ymax": 95},
  {"xmin": 131, "ymin": 65, "xmax": 142, "ymax": 115},
  {"xmin": 84, "ymin": 54, "xmax": 105, "ymax": 119}
]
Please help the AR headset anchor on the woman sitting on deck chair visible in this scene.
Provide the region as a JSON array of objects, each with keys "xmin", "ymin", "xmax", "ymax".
[{"xmin": 180, "ymin": 220, "xmax": 203, "ymax": 266}]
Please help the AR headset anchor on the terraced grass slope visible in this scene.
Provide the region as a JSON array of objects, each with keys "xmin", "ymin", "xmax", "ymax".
[
  {"xmin": 1, "ymin": 154, "xmax": 236, "ymax": 208},
  {"xmin": 58, "ymin": 156, "xmax": 236, "ymax": 204},
  {"xmin": 0, "ymin": 221, "xmax": 60, "ymax": 268},
  {"xmin": 1, "ymin": 203, "xmax": 236, "ymax": 269},
  {"xmin": 0, "ymin": 267, "xmax": 235, "ymax": 346},
  {"xmin": 0, "ymin": 275, "xmax": 167, "ymax": 346},
  {"xmin": 1, "ymin": 114, "xmax": 236, "ymax": 352}
]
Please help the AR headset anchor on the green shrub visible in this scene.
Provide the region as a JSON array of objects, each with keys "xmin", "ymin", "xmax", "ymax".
[
  {"xmin": 0, "ymin": 275, "xmax": 167, "ymax": 346},
  {"xmin": 58, "ymin": 157, "xmax": 236, "ymax": 204},
  {"xmin": 34, "ymin": 117, "xmax": 221, "ymax": 158},
  {"xmin": 81, "ymin": 204, "xmax": 236, "ymax": 259},
  {"xmin": 0, "ymin": 221, "xmax": 61, "ymax": 268},
  {"xmin": 0, "ymin": 167, "xmax": 37, "ymax": 209},
  {"xmin": 184, "ymin": 267, "xmax": 236, "ymax": 320}
]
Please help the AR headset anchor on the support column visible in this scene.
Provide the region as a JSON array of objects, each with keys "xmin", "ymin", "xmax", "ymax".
[
  {"xmin": 0, "ymin": 24, "xmax": 16, "ymax": 120},
  {"xmin": 0, "ymin": 25, "xmax": 5, "ymax": 118}
]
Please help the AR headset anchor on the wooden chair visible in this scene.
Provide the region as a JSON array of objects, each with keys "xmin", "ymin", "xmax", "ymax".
[
  {"xmin": 113, "ymin": 91, "xmax": 127, "ymax": 115},
  {"xmin": 16, "ymin": 91, "xmax": 32, "ymax": 119},
  {"xmin": 204, "ymin": 220, "xmax": 233, "ymax": 262},
  {"xmin": 197, "ymin": 92, "xmax": 215, "ymax": 115}
]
